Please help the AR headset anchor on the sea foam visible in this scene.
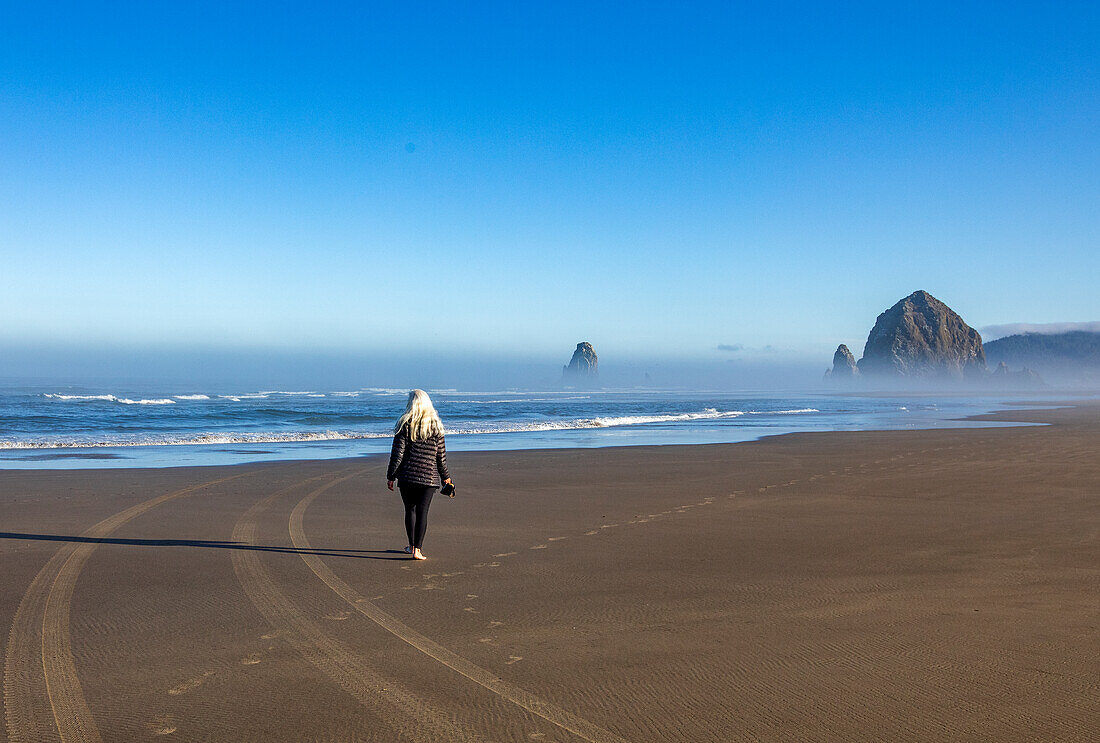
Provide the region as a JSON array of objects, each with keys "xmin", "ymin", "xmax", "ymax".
[{"xmin": 44, "ymin": 393, "xmax": 175, "ymax": 405}]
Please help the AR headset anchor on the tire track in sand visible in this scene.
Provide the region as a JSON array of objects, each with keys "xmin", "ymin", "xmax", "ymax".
[
  {"xmin": 231, "ymin": 469, "xmax": 492, "ymax": 743},
  {"xmin": 290, "ymin": 486, "xmax": 632, "ymax": 743},
  {"xmin": 4, "ymin": 473, "xmax": 248, "ymax": 743}
]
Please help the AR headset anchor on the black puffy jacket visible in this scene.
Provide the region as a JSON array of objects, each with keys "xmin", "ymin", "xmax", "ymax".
[{"xmin": 386, "ymin": 426, "xmax": 450, "ymax": 487}]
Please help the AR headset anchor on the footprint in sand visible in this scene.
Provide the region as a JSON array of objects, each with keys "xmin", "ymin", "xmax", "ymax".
[
  {"xmin": 489, "ymin": 620, "xmax": 504, "ymax": 627},
  {"xmin": 260, "ymin": 630, "xmax": 281, "ymax": 640},
  {"xmin": 530, "ymin": 544, "xmax": 547, "ymax": 550},
  {"xmin": 505, "ymin": 655, "xmax": 523, "ymax": 664},
  {"xmin": 324, "ymin": 610, "xmax": 352, "ymax": 621},
  {"xmin": 466, "ymin": 594, "xmax": 478, "ymax": 599},
  {"xmin": 241, "ymin": 652, "xmax": 263, "ymax": 665},
  {"xmin": 478, "ymin": 637, "xmax": 496, "ymax": 645},
  {"xmin": 584, "ymin": 530, "xmax": 599, "ymax": 535},
  {"xmin": 493, "ymin": 552, "xmax": 517, "ymax": 558},
  {"xmin": 464, "ymin": 607, "xmax": 478, "ymax": 613},
  {"xmin": 147, "ymin": 719, "xmax": 177, "ymax": 736},
  {"xmin": 547, "ymin": 536, "xmax": 568, "ymax": 542},
  {"xmin": 167, "ymin": 671, "xmax": 214, "ymax": 696}
]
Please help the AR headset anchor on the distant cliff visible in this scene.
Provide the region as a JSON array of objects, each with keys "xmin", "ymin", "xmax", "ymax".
[
  {"xmin": 562, "ymin": 342, "xmax": 598, "ymax": 383},
  {"xmin": 985, "ymin": 331, "xmax": 1100, "ymax": 367},
  {"xmin": 856, "ymin": 290, "xmax": 986, "ymax": 379},
  {"xmin": 985, "ymin": 331, "xmax": 1100, "ymax": 386}
]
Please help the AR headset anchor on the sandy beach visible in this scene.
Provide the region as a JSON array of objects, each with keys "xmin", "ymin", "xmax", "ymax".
[{"xmin": 2, "ymin": 403, "xmax": 1097, "ymax": 742}]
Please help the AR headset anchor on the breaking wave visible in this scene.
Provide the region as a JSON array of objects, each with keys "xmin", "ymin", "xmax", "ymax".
[
  {"xmin": 0, "ymin": 406, "xmax": 826, "ymax": 451},
  {"xmin": 44, "ymin": 394, "xmax": 175, "ymax": 405},
  {"xmin": 0, "ymin": 431, "xmax": 388, "ymax": 450}
]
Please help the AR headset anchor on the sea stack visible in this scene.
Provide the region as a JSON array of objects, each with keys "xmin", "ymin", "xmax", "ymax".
[
  {"xmin": 857, "ymin": 290, "xmax": 986, "ymax": 379},
  {"xmin": 829, "ymin": 344, "xmax": 859, "ymax": 378},
  {"xmin": 563, "ymin": 342, "xmax": 598, "ymax": 383},
  {"xmin": 992, "ymin": 361, "xmax": 1046, "ymax": 389}
]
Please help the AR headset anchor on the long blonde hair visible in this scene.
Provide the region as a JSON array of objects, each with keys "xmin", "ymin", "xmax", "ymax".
[{"xmin": 394, "ymin": 389, "xmax": 444, "ymax": 441}]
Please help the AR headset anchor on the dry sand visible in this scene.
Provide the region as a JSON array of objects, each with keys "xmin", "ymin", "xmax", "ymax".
[{"xmin": 1, "ymin": 403, "xmax": 1097, "ymax": 742}]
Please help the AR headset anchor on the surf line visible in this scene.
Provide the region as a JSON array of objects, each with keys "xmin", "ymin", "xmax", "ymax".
[
  {"xmin": 290, "ymin": 489, "xmax": 632, "ymax": 743},
  {"xmin": 4, "ymin": 472, "xmax": 249, "ymax": 743},
  {"xmin": 231, "ymin": 469, "xmax": 492, "ymax": 743}
]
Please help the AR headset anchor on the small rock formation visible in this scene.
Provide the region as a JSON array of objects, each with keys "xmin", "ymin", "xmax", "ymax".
[
  {"xmin": 857, "ymin": 290, "xmax": 986, "ymax": 379},
  {"xmin": 562, "ymin": 342, "xmax": 598, "ymax": 382},
  {"xmin": 829, "ymin": 344, "xmax": 859, "ymax": 378},
  {"xmin": 992, "ymin": 361, "xmax": 1046, "ymax": 389}
]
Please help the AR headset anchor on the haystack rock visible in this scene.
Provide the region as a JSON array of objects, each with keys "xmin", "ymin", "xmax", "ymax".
[
  {"xmin": 829, "ymin": 344, "xmax": 859, "ymax": 378},
  {"xmin": 857, "ymin": 290, "xmax": 986, "ymax": 379},
  {"xmin": 562, "ymin": 342, "xmax": 598, "ymax": 381}
]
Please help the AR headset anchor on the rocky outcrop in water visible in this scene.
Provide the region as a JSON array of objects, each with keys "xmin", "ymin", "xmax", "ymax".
[
  {"xmin": 827, "ymin": 344, "xmax": 859, "ymax": 378},
  {"xmin": 562, "ymin": 342, "xmax": 598, "ymax": 382},
  {"xmin": 991, "ymin": 361, "xmax": 1046, "ymax": 389},
  {"xmin": 856, "ymin": 290, "xmax": 986, "ymax": 379}
]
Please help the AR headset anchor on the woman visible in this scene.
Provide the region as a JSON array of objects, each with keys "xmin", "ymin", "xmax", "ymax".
[{"xmin": 387, "ymin": 389, "xmax": 453, "ymax": 560}]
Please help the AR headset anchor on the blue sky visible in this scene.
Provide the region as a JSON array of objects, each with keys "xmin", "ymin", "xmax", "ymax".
[{"xmin": 2, "ymin": 1, "xmax": 1097, "ymax": 379}]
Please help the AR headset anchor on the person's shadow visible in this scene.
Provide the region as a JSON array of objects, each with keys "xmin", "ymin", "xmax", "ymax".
[{"xmin": 0, "ymin": 532, "xmax": 409, "ymax": 560}]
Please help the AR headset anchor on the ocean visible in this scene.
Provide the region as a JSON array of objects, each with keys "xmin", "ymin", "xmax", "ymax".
[{"xmin": 0, "ymin": 383, "xmax": 1045, "ymax": 470}]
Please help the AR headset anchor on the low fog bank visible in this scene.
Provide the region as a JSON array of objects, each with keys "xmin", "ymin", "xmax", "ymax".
[
  {"xmin": 0, "ymin": 344, "xmax": 830, "ymax": 393},
  {"xmin": 981, "ymin": 321, "xmax": 1100, "ymax": 340}
]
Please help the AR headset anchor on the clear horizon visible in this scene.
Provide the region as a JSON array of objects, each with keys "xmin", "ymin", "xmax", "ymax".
[{"xmin": 2, "ymin": 2, "xmax": 1097, "ymax": 381}]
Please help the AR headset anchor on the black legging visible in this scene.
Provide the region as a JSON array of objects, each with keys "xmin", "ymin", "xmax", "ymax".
[{"xmin": 398, "ymin": 482, "xmax": 435, "ymax": 549}]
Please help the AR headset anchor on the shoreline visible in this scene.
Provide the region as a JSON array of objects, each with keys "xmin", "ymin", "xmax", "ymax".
[
  {"xmin": 2, "ymin": 402, "xmax": 1097, "ymax": 740},
  {"xmin": 0, "ymin": 396, "xmax": 1075, "ymax": 472}
]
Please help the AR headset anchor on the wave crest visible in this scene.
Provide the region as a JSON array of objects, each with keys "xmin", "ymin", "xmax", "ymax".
[
  {"xmin": 44, "ymin": 394, "xmax": 176, "ymax": 405},
  {"xmin": 4, "ymin": 406, "xmax": 820, "ymax": 451}
]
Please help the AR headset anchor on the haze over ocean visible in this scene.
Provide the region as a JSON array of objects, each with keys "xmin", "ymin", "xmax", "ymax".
[{"xmin": 2, "ymin": 1, "xmax": 1097, "ymax": 390}]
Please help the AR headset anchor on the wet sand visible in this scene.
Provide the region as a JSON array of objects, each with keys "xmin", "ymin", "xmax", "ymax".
[{"xmin": 1, "ymin": 404, "xmax": 1097, "ymax": 742}]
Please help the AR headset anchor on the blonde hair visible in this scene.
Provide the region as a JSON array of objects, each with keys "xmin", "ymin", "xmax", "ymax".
[{"xmin": 394, "ymin": 389, "xmax": 444, "ymax": 441}]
